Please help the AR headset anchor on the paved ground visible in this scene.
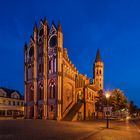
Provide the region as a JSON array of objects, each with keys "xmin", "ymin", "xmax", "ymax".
[
  {"xmin": 0, "ymin": 119, "xmax": 140, "ymax": 140},
  {"xmin": 133, "ymin": 118, "xmax": 140, "ymax": 129}
]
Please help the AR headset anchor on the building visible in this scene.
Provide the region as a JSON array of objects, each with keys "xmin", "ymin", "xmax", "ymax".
[
  {"xmin": 0, "ymin": 87, "xmax": 24, "ymax": 117},
  {"xmin": 24, "ymin": 18, "xmax": 104, "ymax": 120}
]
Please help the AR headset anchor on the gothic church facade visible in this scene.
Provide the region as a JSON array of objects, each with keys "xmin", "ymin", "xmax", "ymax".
[{"xmin": 24, "ymin": 18, "xmax": 104, "ymax": 120}]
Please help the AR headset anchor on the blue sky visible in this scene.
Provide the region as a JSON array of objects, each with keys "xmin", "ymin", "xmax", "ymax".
[{"xmin": 0, "ymin": 0, "xmax": 140, "ymax": 106}]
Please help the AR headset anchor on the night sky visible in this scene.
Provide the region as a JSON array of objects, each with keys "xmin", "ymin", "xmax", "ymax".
[{"xmin": 0, "ymin": 0, "xmax": 140, "ymax": 106}]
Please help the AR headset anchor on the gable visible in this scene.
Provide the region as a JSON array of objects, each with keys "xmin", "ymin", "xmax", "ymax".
[
  {"xmin": 11, "ymin": 91, "xmax": 20, "ymax": 99},
  {"xmin": 0, "ymin": 89, "xmax": 7, "ymax": 97}
]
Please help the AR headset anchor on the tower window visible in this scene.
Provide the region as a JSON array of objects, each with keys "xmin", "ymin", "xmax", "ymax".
[
  {"xmin": 100, "ymin": 70, "xmax": 102, "ymax": 75},
  {"xmin": 96, "ymin": 70, "xmax": 98, "ymax": 75}
]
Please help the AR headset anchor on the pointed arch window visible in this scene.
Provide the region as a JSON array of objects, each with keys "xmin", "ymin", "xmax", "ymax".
[
  {"xmin": 39, "ymin": 28, "xmax": 44, "ymax": 37},
  {"xmin": 50, "ymin": 105, "xmax": 54, "ymax": 112},
  {"xmin": 51, "ymin": 59, "xmax": 53, "ymax": 73},
  {"xmin": 49, "ymin": 60, "xmax": 51, "ymax": 71},
  {"xmin": 49, "ymin": 80, "xmax": 56, "ymax": 99},
  {"xmin": 53, "ymin": 85, "xmax": 55, "ymax": 98},
  {"xmin": 49, "ymin": 59, "xmax": 54, "ymax": 74},
  {"xmin": 30, "ymin": 85, "xmax": 34, "ymax": 101},
  {"xmin": 50, "ymin": 85, "xmax": 52, "ymax": 98},
  {"xmin": 38, "ymin": 38, "xmax": 43, "ymax": 57},
  {"xmin": 29, "ymin": 47, "xmax": 34, "ymax": 57},
  {"xmin": 39, "ymin": 83, "xmax": 43, "ymax": 100},
  {"xmin": 54, "ymin": 57, "xmax": 56, "ymax": 72}
]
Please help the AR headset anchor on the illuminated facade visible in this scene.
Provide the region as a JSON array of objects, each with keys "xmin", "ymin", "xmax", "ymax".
[
  {"xmin": 24, "ymin": 18, "xmax": 104, "ymax": 120},
  {"xmin": 0, "ymin": 88, "xmax": 24, "ymax": 117}
]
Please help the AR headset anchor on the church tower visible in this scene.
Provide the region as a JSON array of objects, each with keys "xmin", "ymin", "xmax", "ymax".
[{"xmin": 93, "ymin": 49, "xmax": 104, "ymax": 91}]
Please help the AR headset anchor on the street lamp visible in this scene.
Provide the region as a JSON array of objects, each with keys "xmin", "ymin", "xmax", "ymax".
[{"xmin": 105, "ymin": 91, "xmax": 110, "ymax": 128}]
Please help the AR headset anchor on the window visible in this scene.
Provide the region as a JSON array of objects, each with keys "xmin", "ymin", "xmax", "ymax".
[
  {"xmin": 39, "ymin": 28, "xmax": 44, "ymax": 36},
  {"xmin": 3, "ymin": 100, "xmax": 6, "ymax": 105},
  {"xmin": 11, "ymin": 93, "xmax": 19, "ymax": 99},
  {"xmin": 13, "ymin": 101, "xmax": 15, "ymax": 106},
  {"xmin": 38, "ymin": 41, "xmax": 43, "ymax": 57},
  {"xmin": 30, "ymin": 86, "xmax": 34, "ymax": 101},
  {"xmin": 7, "ymin": 110, "xmax": 12, "ymax": 116},
  {"xmin": 0, "ymin": 92, "xmax": 6, "ymax": 97},
  {"xmin": 21, "ymin": 102, "xmax": 23, "ymax": 106},
  {"xmin": 28, "ymin": 66, "xmax": 33, "ymax": 80},
  {"xmin": 0, "ymin": 110, "xmax": 5, "ymax": 116},
  {"xmin": 96, "ymin": 70, "xmax": 98, "ymax": 75},
  {"xmin": 39, "ymin": 84, "xmax": 43, "ymax": 100},
  {"xmin": 92, "ymin": 95, "xmax": 94, "ymax": 101},
  {"xmin": 49, "ymin": 80, "xmax": 55, "ymax": 99},
  {"xmin": 29, "ymin": 47, "xmax": 34, "ymax": 57},
  {"xmin": 51, "ymin": 60, "xmax": 53, "ymax": 73},
  {"xmin": 38, "ymin": 64, "xmax": 43, "ymax": 74},
  {"xmin": 54, "ymin": 58, "xmax": 56, "ymax": 72},
  {"xmin": 49, "ymin": 60, "xmax": 51, "ymax": 70},
  {"xmin": 9, "ymin": 101, "xmax": 11, "ymax": 105},
  {"xmin": 50, "ymin": 105, "xmax": 54, "ymax": 112},
  {"xmin": 53, "ymin": 85, "xmax": 55, "ymax": 98},
  {"xmin": 50, "ymin": 86, "xmax": 52, "ymax": 98},
  {"xmin": 100, "ymin": 70, "xmax": 102, "ymax": 75},
  {"xmin": 17, "ymin": 102, "xmax": 19, "ymax": 106}
]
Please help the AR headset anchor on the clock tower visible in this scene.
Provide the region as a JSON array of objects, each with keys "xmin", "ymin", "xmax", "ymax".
[{"xmin": 93, "ymin": 49, "xmax": 104, "ymax": 91}]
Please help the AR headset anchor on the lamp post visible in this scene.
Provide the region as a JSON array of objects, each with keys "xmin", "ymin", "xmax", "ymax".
[{"xmin": 105, "ymin": 91, "xmax": 110, "ymax": 128}]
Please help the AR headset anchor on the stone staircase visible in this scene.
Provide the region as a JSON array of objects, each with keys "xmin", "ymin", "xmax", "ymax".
[{"xmin": 63, "ymin": 100, "xmax": 83, "ymax": 121}]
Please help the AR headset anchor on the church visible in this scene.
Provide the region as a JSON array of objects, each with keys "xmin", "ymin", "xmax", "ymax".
[{"xmin": 24, "ymin": 18, "xmax": 104, "ymax": 121}]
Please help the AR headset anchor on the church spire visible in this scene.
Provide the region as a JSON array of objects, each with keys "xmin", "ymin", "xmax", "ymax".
[
  {"xmin": 95, "ymin": 48, "xmax": 102, "ymax": 62},
  {"xmin": 58, "ymin": 20, "xmax": 62, "ymax": 32},
  {"xmin": 33, "ymin": 22, "xmax": 37, "ymax": 32},
  {"xmin": 43, "ymin": 17, "xmax": 47, "ymax": 25}
]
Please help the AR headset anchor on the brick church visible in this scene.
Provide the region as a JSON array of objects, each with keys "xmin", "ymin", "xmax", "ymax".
[{"xmin": 24, "ymin": 18, "xmax": 104, "ymax": 121}]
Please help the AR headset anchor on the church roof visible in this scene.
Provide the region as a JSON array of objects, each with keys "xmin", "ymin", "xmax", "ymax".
[{"xmin": 95, "ymin": 49, "xmax": 102, "ymax": 62}]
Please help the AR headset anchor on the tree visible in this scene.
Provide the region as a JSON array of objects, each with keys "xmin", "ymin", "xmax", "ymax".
[
  {"xmin": 110, "ymin": 89, "xmax": 128, "ymax": 112},
  {"xmin": 129, "ymin": 101, "xmax": 139, "ymax": 117},
  {"xmin": 95, "ymin": 90, "xmax": 106, "ymax": 118}
]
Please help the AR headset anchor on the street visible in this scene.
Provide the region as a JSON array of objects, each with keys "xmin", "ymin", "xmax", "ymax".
[{"xmin": 0, "ymin": 119, "xmax": 140, "ymax": 140}]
